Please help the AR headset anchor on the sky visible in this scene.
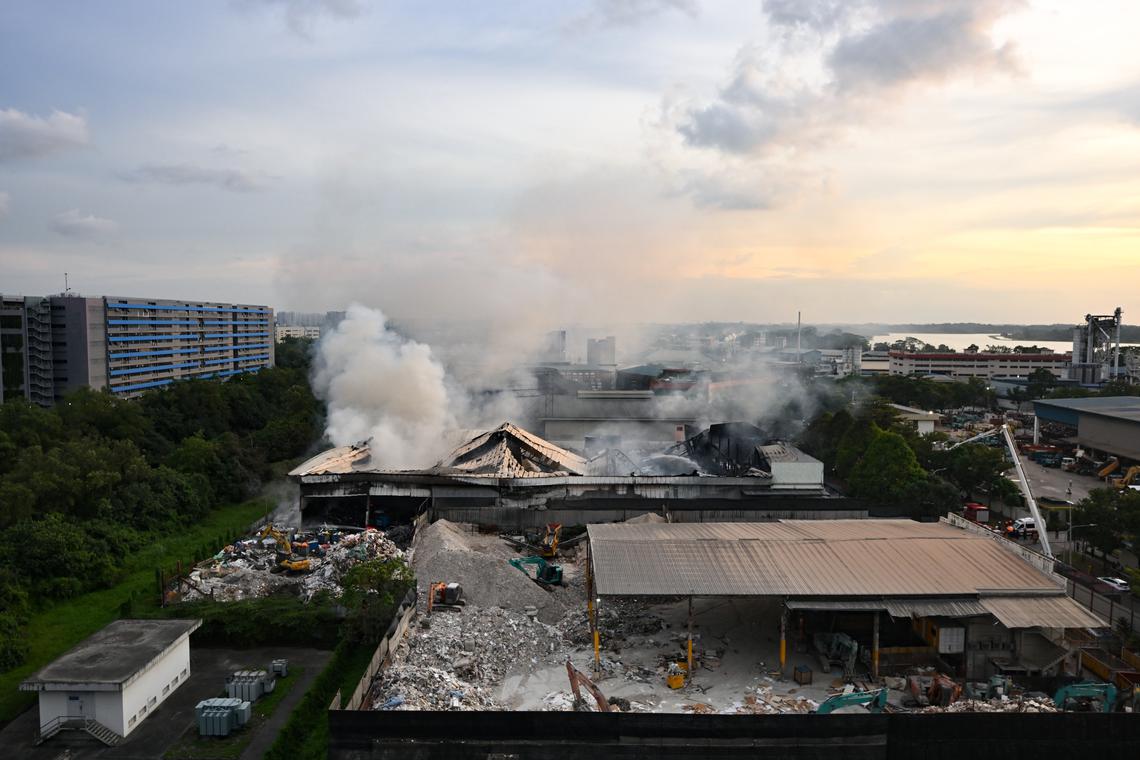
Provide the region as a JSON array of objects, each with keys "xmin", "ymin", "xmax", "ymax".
[{"xmin": 2, "ymin": 0, "xmax": 1140, "ymax": 327}]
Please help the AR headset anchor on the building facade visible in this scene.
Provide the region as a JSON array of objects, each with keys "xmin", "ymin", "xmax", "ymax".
[
  {"xmin": 275, "ymin": 324, "xmax": 321, "ymax": 342},
  {"xmin": 0, "ymin": 294, "xmax": 273, "ymax": 404},
  {"xmin": 888, "ymin": 351, "xmax": 1069, "ymax": 379}
]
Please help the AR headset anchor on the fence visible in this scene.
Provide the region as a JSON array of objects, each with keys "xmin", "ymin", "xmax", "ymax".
[
  {"xmin": 1067, "ymin": 580, "xmax": 1140, "ymax": 632},
  {"xmin": 336, "ymin": 588, "xmax": 418, "ymax": 711}
]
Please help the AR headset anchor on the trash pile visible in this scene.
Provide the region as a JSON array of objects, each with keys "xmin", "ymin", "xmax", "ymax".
[
  {"xmin": 181, "ymin": 526, "xmax": 403, "ymax": 602},
  {"xmin": 369, "ymin": 605, "xmax": 566, "ymax": 711},
  {"xmin": 732, "ymin": 687, "xmax": 819, "ymax": 714}
]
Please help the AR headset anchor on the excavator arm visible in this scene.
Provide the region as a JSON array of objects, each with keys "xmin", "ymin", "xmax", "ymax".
[
  {"xmin": 816, "ymin": 688, "xmax": 887, "ymax": 714},
  {"xmin": 566, "ymin": 660, "xmax": 611, "ymax": 712}
]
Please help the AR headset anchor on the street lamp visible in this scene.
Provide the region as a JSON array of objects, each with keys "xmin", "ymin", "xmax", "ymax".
[{"xmin": 1066, "ymin": 522, "xmax": 1097, "ymax": 565}]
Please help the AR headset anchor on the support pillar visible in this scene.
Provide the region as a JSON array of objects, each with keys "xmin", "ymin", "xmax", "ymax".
[
  {"xmin": 1033, "ymin": 415, "xmax": 1040, "ymax": 445},
  {"xmin": 779, "ymin": 604, "xmax": 787, "ymax": 676},
  {"xmin": 687, "ymin": 596, "xmax": 694, "ymax": 681},
  {"xmin": 586, "ymin": 540, "xmax": 600, "ymax": 671},
  {"xmin": 872, "ymin": 612, "xmax": 880, "ymax": 679}
]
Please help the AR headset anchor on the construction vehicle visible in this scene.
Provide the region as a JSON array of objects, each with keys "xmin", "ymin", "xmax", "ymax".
[
  {"xmin": 947, "ymin": 425, "xmax": 1053, "ymax": 558},
  {"xmin": 816, "ymin": 688, "xmax": 887, "ymax": 714},
  {"xmin": 966, "ymin": 675, "xmax": 1014, "ymax": 700},
  {"xmin": 427, "ymin": 582, "xmax": 465, "ymax": 613},
  {"xmin": 539, "ymin": 523, "xmax": 562, "ymax": 558},
  {"xmin": 565, "ymin": 660, "xmax": 612, "ymax": 712},
  {"xmin": 1054, "ymin": 681, "xmax": 1117, "ymax": 712},
  {"xmin": 278, "ymin": 557, "xmax": 311, "ymax": 573},
  {"xmin": 508, "ymin": 556, "xmax": 563, "ymax": 589},
  {"xmin": 813, "ymin": 632, "xmax": 859, "ymax": 679},
  {"xmin": 1111, "ymin": 465, "xmax": 1140, "ymax": 489},
  {"xmin": 258, "ymin": 524, "xmax": 293, "ymax": 555},
  {"xmin": 1099, "ymin": 458, "xmax": 1120, "ymax": 478}
]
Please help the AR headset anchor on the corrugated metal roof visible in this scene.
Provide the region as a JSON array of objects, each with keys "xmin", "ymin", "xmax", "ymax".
[
  {"xmin": 884, "ymin": 599, "xmax": 989, "ymax": 618},
  {"xmin": 589, "ymin": 520, "xmax": 1061, "ymax": 598},
  {"xmin": 434, "ymin": 423, "xmax": 586, "ymax": 477},
  {"xmin": 785, "ymin": 600, "xmax": 887, "ymax": 612},
  {"xmin": 288, "ymin": 443, "xmax": 372, "ymax": 476},
  {"xmin": 980, "ymin": 596, "xmax": 1105, "ymax": 629},
  {"xmin": 758, "ymin": 444, "xmax": 821, "ymax": 465}
]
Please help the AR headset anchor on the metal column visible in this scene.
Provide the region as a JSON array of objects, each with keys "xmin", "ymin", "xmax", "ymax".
[
  {"xmin": 872, "ymin": 612, "xmax": 880, "ymax": 679},
  {"xmin": 779, "ymin": 604, "xmax": 787, "ymax": 675}
]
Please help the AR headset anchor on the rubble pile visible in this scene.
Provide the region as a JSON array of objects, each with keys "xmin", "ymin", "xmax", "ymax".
[
  {"xmin": 182, "ymin": 526, "xmax": 403, "ymax": 602},
  {"xmin": 413, "ymin": 520, "xmax": 567, "ymax": 623},
  {"xmin": 370, "ymin": 605, "xmax": 567, "ymax": 711},
  {"xmin": 919, "ymin": 698, "xmax": 1060, "ymax": 713},
  {"xmin": 732, "ymin": 688, "xmax": 818, "ymax": 714}
]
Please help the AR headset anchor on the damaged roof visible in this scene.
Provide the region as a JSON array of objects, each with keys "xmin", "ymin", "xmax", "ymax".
[{"xmin": 430, "ymin": 422, "xmax": 587, "ymax": 478}]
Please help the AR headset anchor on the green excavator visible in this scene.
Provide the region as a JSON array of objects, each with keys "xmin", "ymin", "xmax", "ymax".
[
  {"xmin": 1054, "ymin": 681, "xmax": 1119, "ymax": 712},
  {"xmin": 509, "ymin": 556, "xmax": 563, "ymax": 589},
  {"xmin": 816, "ymin": 688, "xmax": 888, "ymax": 714}
]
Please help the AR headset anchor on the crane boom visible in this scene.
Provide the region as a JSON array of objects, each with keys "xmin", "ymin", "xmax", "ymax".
[
  {"xmin": 1001, "ymin": 424, "xmax": 1053, "ymax": 558},
  {"xmin": 946, "ymin": 424, "xmax": 1053, "ymax": 558}
]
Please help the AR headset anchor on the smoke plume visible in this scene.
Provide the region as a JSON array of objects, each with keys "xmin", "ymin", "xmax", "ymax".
[{"xmin": 312, "ymin": 304, "xmax": 457, "ymax": 468}]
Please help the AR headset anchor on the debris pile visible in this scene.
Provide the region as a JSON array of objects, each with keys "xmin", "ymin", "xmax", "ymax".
[
  {"xmin": 918, "ymin": 698, "xmax": 1059, "ymax": 713},
  {"xmin": 412, "ymin": 520, "xmax": 567, "ymax": 623},
  {"xmin": 181, "ymin": 526, "xmax": 403, "ymax": 602},
  {"xmin": 370, "ymin": 605, "xmax": 566, "ymax": 711},
  {"xmin": 733, "ymin": 687, "xmax": 818, "ymax": 714}
]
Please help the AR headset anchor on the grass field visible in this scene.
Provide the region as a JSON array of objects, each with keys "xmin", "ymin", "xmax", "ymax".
[
  {"xmin": 163, "ymin": 667, "xmax": 303, "ymax": 760},
  {"xmin": 0, "ymin": 499, "xmax": 268, "ymax": 726}
]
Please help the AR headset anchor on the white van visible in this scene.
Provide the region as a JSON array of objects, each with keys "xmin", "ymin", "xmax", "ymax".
[{"xmin": 1012, "ymin": 517, "xmax": 1036, "ymax": 535}]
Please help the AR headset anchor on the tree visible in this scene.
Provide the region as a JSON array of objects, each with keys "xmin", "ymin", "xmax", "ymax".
[
  {"xmin": 1026, "ymin": 368, "xmax": 1057, "ymax": 399},
  {"xmin": 340, "ymin": 558, "xmax": 414, "ymax": 643},
  {"xmin": 947, "ymin": 444, "xmax": 1008, "ymax": 499},
  {"xmin": 898, "ymin": 476, "xmax": 962, "ymax": 519},
  {"xmin": 1072, "ymin": 488, "xmax": 1127, "ymax": 560},
  {"xmin": 848, "ymin": 429, "xmax": 927, "ymax": 503}
]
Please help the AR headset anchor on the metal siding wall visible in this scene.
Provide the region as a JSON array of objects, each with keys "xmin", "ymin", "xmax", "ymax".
[{"xmin": 1078, "ymin": 415, "xmax": 1140, "ymax": 460}]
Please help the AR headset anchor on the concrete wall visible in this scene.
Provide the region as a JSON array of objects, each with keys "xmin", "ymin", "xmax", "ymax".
[
  {"xmin": 769, "ymin": 460, "xmax": 825, "ymax": 488},
  {"xmin": 120, "ymin": 638, "xmax": 191, "ymax": 737}
]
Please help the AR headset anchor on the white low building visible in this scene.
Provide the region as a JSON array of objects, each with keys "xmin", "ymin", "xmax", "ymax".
[
  {"xmin": 890, "ymin": 403, "xmax": 941, "ymax": 435},
  {"xmin": 21, "ymin": 619, "xmax": 201, "ymax": 746},
  {"xmin": 758, "ymin": 444, "xmax": 824, "ymax": 489}
]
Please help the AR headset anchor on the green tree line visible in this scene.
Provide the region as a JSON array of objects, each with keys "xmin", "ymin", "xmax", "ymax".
[{"xmin": 0, "ymin": 337, "xmax": 322, "ymax": 671}]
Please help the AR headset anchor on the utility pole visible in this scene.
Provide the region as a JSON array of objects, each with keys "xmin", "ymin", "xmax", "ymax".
[{"xmin": 796, "ymin": 311, "xmax": 802, "ymax": 362}]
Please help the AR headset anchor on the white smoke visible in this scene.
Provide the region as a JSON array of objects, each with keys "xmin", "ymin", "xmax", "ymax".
[
  {"xmin": 312, "ymin": 304, "xmax": 457, "ymax": 468},
  {"xmin": 311, "ymin": 303, "xmax": 529, "ymax": 469}
]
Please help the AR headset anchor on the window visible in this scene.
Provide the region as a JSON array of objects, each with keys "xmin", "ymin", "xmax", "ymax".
[
  {"xmin": 140, "ymin": 705, "xmax": 147, "ymax": 716},
  {"xmin": 162, "ymin": 684, "xmax": 170, "ymax": 696},
  {"xmin": 148, "ymin": 696, "xmax": 157, "ymax": 707},
  {"xmin": 181, "ymin": 668, "xmax": 188, "ymax": 678},
  {"xmin": 128, "ymin": 715, "xmax": 137, "ymax": 728},
  {"xmin": 172, "ymin": 675, "xmax": 179, "ymax": 686}
]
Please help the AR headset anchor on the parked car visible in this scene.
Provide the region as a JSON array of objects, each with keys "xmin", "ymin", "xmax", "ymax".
[{"xmin": 1096, "ymin": 576, "xmax": 1131, "ymax": 593}]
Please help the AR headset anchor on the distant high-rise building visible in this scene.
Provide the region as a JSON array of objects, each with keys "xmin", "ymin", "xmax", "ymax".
[
  {"xmin": 586, "ymin": 336, "xmax": 616, "ymax": 366},
  {"xmin": 275, "ymin": 324, "xmax": 321, "ymax": 342},
  {"xmin": 0, "ymin": 293, "xmax": 274, "ymax": 405},
  {"xmin": 541, "ymin": 330, "xmax": 567, "ymax": 363}
]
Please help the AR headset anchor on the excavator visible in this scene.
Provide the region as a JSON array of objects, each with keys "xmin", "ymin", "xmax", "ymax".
[
  {"xmin": 427, "ymin": 582, "xmax": 465, "ymax": 613},
  {"xmin": 539, "ymin": 523, "xmax": 562, "ymax": 559},
  {"xmin": 1098, "ymin": 458, "xmax": 1120, "ymax": 479},
  {"xmin": 565, "ymin": 660, "xmax": 612, "ymax": 712},
  {"xmin": 816, "ymin": 688, "xmax": 887, "ymax": 714},
  {"xmin": 813, "ymin": 632, "xmax": 859, "ymax": 679},
  {"xmin": 1053, "ymin": 681, "xmax": 1118, "ymax": 712},
  {"xmin": 508, "ymin": 556, "xmax": 563, "ymax": 589},
  {"xmin": 1111, "ymin": 465, "xmax": 1140, "ymax": 489}
]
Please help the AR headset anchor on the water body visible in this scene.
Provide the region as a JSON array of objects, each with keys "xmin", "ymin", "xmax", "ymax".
[{"xmin": 869, "ymin": 332, "xmax": 1077, "ymax": 353}]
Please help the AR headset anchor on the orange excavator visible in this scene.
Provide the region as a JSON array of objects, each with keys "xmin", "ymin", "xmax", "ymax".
[
  {"xmin": 566, "ymin": 660, "xmax": 612, "ymax": 712},
  {"xmin": 427, "ymin": 582, "xmax": 465, "ymax": 613}
]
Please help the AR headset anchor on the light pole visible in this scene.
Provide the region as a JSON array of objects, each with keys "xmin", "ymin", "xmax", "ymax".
[{"xmin": 1067, "ymin": 523, "xmax": 1097, "ymax": 565}]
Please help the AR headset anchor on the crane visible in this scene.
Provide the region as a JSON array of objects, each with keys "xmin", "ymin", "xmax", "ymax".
[{"xmin": 946, "ymin": 424, "xmax": 1053, "ymax": 558}]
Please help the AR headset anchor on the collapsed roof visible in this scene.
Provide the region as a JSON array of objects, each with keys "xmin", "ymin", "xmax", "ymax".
[{"xmin": 432, "ymin": 423, "xmax": 586, "ymax": 477}]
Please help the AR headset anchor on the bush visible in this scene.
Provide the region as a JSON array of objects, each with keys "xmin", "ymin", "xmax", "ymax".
[{"xmin": 139, "ymin": 594, "xmax": 343, "ymax": 649}]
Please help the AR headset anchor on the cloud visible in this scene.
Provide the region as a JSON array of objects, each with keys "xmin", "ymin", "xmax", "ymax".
[
  {"xmin": 0, "ymin": 108, "xmax": 88, "ymax": 163},
  {"xmin": 118, "ymin": 163, "xmax": 267, "ymax": 192},
  {"xmin": 0, "ymin": 192, "xmax": 8, "ymax": 220},
  {"xmin": 51, "ymin": 209, "xmax": 118, "ymax": 240},
  {"xmin": 567, "ymin": 0, "xmax": 698, "ymax": 32},
  {"xmin": 678, "ymin": 1, "xmax": 1018, "ymax": 155},
  {"xmin": 234, "ymin": 0, "xmax": 365, "ymax": 38}
]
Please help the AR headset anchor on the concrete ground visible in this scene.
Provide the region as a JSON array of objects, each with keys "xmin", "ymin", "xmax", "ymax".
[
  {"xmin": 498, "ymin": 598, "xmax": 855, "ymax": 714},
  {"xmin": 0, "ymin": 646, "xmax": 331, "ymax": 760}
]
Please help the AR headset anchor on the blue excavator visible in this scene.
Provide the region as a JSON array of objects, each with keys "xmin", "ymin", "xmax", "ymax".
[
  {"xmin": 1053, "ymin": 681, "xmax": 1119, "ymax": 712},
  {"xmin": 816, "ymin": 688, "xmax": 888, "ymax": 714}
]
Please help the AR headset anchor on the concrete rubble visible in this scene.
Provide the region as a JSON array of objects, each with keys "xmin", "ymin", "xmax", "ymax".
[{"xmin": 181, "ymin": 526, "xmax": 403, "ymax": 602}]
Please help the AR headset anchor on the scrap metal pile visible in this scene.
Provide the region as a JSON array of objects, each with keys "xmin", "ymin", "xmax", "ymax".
[{"xmin": 181, "ymin": 526, "xmax": 403, "ymax": 602}]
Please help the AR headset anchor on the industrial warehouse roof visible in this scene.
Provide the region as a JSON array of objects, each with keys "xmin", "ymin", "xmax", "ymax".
[
  {"xmin": 288, "ymin": 424, "xmax": 577, "ymax": 478},
  {"xmin": 758, "ymin": 444, "xmax": 821, "ymax": 465},
  {"xmin": 588, "ymin": 519, "xmax": 1067, "ymax": 600},
  {"xmin": 433, "ymin": 423, "xmax": 586, "ymax": 477},
  {"xmin": 1033, "ymin": 397, "xmax": 1140, "ymax": 424},
  {"xmin": 979, "ymin": 595, "xmax": 1104, "ymax": 629},
  {"xmin": 21, "ymin": 619, "xmax": 201, "ymax": 692}
]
